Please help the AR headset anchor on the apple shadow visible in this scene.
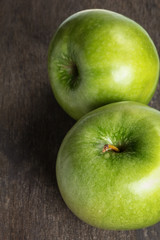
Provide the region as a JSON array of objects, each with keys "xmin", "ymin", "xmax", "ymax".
[{"xmin": 0, "ymin": 82, "xmax": 75, "ymax": 197}]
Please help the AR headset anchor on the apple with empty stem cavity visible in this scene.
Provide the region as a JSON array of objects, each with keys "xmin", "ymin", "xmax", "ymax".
[{"xmin": 48, "ymin": 9, "xmax": 159, "ymax": 119}]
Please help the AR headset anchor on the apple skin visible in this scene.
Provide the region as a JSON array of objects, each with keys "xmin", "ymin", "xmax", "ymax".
[
  {"xmin": 48, "ymin": 9, "xmax": 159, "ymax": 120},
  {"xmin": 56, "ymin": 101, "xmax": 160, "ymax": 230}
]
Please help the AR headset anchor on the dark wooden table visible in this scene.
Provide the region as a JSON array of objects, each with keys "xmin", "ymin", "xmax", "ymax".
[{"xmin": 0, "ymin": 0, "xmax": 160, "ymax": 239}]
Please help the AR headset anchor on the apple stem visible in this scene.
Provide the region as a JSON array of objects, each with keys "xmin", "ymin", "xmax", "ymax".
[{"xmin": 102, "ymin": 144, "xmax": 120, "ymax": 153}]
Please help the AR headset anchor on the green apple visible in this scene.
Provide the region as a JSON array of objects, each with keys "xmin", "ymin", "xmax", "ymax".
[
  {"xmin": 56, "ymin": 101, "xmax": 160, "ymax": 230},
  {"xmin": 48, "ymin": 9, "xmax": 159, "ymax": 120}
]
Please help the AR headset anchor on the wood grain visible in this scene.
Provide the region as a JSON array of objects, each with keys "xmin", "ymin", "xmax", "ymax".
[{"xmin": 0, "ymin": 0, "xmax": 159, "ymax": 239}]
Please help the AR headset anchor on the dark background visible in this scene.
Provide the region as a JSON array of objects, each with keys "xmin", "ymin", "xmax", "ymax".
[{"xmin": 0, "ymin": 0, "xmax": 160, "ymax": 239}]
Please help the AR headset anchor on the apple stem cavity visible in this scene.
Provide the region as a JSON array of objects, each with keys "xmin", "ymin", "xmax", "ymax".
[
  {"xmin": 58, "ymin": 54, "xmax": 80, "ymax": 90},
  {"xmin": 102, "ymin": 144, "xmax": 120, "ymax": 153}
]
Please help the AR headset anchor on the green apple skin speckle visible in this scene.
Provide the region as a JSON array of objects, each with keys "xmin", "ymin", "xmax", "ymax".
[
  {"xmin": 56, "ymin": 102, "xmax": 160, "ymax": 230},
  {"xmin": 48, "ymin": 9, "xmax": 159, "ymax": 120}
]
